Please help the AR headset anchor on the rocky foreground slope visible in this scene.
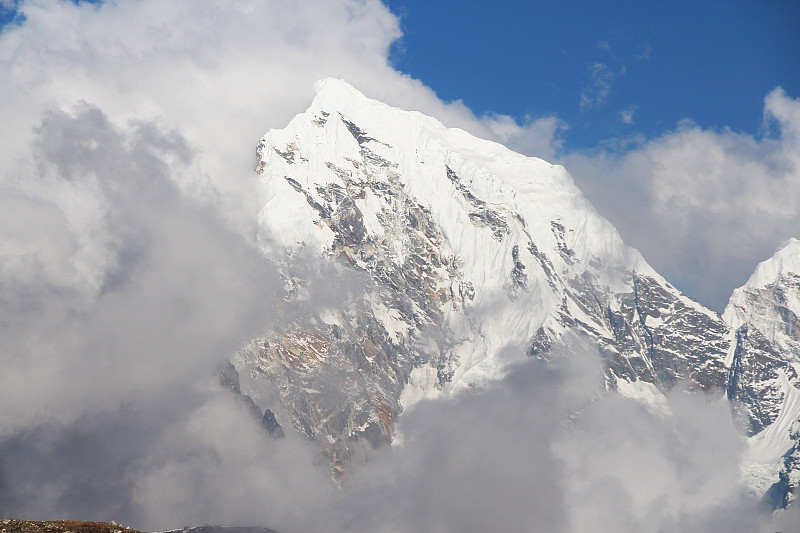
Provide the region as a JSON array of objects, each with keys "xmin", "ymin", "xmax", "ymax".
[
  {"xmin": 0, "ymin": 519, "xmax": 142, "ymax": 533},
  {"xmin": 228, "ymin": 79, "xmax": 800, "ymax": 500},
  {"xmin": 0, "ymin": 521, "xmax": 277, "ymax": 533}
]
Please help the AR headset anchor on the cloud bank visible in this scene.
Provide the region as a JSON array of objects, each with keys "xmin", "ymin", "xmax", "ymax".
[
  {"xmin": 331, "ymin": 348, "xmax": 798, "ymax": 533},
  {"xmin": 0, "ymin": 0, "xmax": 416, "ymax": 528},
  {"xmin": 562, "ymin": 87, "xmax": 800, "ymax": 310},
  {"xmin": 0, "ymin": 102, "xmax": 334, "ymax": 530},
  {"xmin": 1, "ymin": 1, "xmax": 798, "ymax": 532}
]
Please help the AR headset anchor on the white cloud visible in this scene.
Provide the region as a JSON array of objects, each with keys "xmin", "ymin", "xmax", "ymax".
[
  {"xmin": 0, "ymin": 0, "xmax": 473, "ymax": 527},
  {"xmin": 323, "ymin": 346, "xmax": 785, "ymax": 533},
  {"xmin": 564, "ymin": 87, "xmax": 800, "ymax": 310},
  {"xmin": 482, "ymin": 112, "xmax": 568, "ymax": 162},
  {"xmin": 0, "ymin": 0, "xmax": 492, "ymax": 237},
  {"xmin": 580, "ymin": 61, "xmax": 614, "ymax": 110},
  {"xmin": 619, "ymin": 104, "xmax": 637, "ymax": 124}
]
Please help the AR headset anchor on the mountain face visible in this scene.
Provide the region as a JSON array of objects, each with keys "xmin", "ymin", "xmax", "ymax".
[
  {"xmin": 724, "ymin": 239, "xmax": 800, "ymax": 506},
  {"xmin": 229, "ymin": 79, "xmax": 798, "ymax": 496}
]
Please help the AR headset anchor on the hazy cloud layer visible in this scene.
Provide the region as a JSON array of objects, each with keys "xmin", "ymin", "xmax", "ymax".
[
  {"xmin": 0, "ymin": 103, "xmax": 347, "ymax": 531},
  {"xmin": 327, "ymin": 346, "xmax": 794, "ymax": 533}
]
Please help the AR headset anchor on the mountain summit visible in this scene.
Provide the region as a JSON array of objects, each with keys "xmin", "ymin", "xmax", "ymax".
[{"xmin": 230, "ymin": 79, "xmax": 797, "ymax": 497}]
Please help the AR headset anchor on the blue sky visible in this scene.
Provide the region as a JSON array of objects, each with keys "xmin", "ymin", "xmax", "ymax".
[{"xmin": 385, "ymin": 0, "xmax": 800, "ymax": 150}]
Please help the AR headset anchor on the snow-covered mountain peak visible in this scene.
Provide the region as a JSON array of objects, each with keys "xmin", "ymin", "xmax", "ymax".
[
  {"xmin": 742, "ymin": 238, "xmax": 800, "ymax": 292},
  {"xmin": 725, "ymin": 238, "xmax": 800, "ymax": 330},
  {"xmin": 313, "ymin": 77, "xmax": 362, "ymax": 101},
  {"xmin": 308, "ymin": 77, "xmax": 448, "ymax": 143},
  {"xmin": 226, "ymin": 81, "xmax": 800, "ymax": 501},
  {"xmin": 238, "ymin": 79, "xmax": 741, "ymax": 480},
  {"xmin": 258, "ymin": 78, "xmax": 656, "ymax": 285},
  {"xmin": 310, "ymin": 78, "xmax": 379, "ymax": 118},
  {"xmin": 724, "ymin": 238, "xmax": 800, "ymax": 505}
]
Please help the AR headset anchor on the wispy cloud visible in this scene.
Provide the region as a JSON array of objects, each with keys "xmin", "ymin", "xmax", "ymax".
[
  {"xmin": 619, "ymin": 104, "xmax": 638, "ymax": 124},
  {"xmin": 597, "ymin": 39, "xmax": 612, "ymax": 51},
  {"xmin": 579, "ymin": 39, "xmax": 650, "ymax": 112},
  {"xmin": 580, "ymin": 61, "xmax": 614, "ymax": 110},
  {"xmin": 635, "ymin": 42, "xmax": 652, "ymax": 61}
]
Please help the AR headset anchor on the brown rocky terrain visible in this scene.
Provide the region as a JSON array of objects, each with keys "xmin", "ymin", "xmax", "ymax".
[{"xmin": 0, "ymin": 519, "xmax": 142, "ymax": 533}]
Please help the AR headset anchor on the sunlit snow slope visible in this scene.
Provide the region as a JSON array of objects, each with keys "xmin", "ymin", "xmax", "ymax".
[{"xmin": 229, "ymin": 79, "xmax": 740, "ymax": 478}]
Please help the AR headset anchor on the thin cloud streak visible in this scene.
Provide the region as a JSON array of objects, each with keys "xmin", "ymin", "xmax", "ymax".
[{"xmin": 579, "ymin": 61, "xmax": 614, "ymax": 110}]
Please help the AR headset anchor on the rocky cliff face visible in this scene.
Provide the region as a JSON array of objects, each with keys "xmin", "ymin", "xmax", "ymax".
[
  {"xmin": 229, "ymin": 79, "xmax": 741, "ymax": 479},
  {"xmin": 724, "ymin": 238, "xmax": 800, "ymax": 505}
]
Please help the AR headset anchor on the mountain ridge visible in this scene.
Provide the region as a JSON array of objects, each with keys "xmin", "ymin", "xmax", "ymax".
[{"xmin": 233, "ymin": 78, "xmax": 799, "ymax": 500}]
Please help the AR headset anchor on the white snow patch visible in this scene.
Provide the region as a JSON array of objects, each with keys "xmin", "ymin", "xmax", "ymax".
[
  {"xmin": 369, "ymin": 298, "xmax": 411, "ymax": 343},
  {"xmin": 616, "ymin": 377, "xmax": 670, "ymax": 416},
  {"xmin": 644, "ymin": 314, "xmax": 664, "ymax": 328},
  {"xmin": 356, "ymin": 187, "xmax": 385, "ymax": 237},
  {"xmin": 399, "ymin": 365, "xmax": 444, "ymax": 412},
  {"xmin": 747, "ymin": 371, "xmax": 800, "ymax": 464},
  {"xmin": 747, "ymin": 238, "xmax": 800, "ymax": 290}
]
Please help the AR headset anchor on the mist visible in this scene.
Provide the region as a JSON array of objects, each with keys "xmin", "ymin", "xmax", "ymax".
[{"xmin": 323, "ymin": 345, "xmax": 794, "ymax": 533}]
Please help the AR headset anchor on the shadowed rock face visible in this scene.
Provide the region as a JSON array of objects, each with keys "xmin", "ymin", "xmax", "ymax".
[
  {"xmin": 724, "ymin": 248, "xmax": 800, "ymax": 507},
  {"xmin": 727, "ymin": 324, "xmax": 793, "ymax": 435},
  {"xmin": 726, "ymin": 272, "xmax": 800, "ymax": 432},
  {"xmin": 764, "ymin": 426, "xmax": 800, "ymax": 510}
]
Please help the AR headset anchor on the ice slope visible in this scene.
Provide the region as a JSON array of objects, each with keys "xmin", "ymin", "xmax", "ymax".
[{"xmin": 747, "ymin": 371, "xmax": 800, "ymax": 464}]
